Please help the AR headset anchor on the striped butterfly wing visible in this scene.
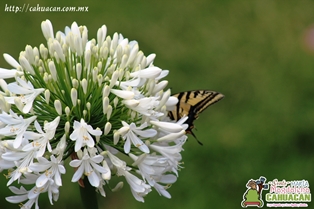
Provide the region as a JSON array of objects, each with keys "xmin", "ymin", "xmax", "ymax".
[{"xmin": 168, "ymin": 90, "xmax": 224, "ymax": 145}]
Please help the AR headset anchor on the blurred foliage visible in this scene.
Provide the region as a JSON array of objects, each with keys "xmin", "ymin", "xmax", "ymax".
[{"xmin": 1, "ymin": 0, "xmax": 314, "ymax": 208}]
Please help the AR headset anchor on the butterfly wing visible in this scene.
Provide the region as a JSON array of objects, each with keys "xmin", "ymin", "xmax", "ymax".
[{"xmin": 169, "ymin": 90, "xmax": 224, "ymax": 144}]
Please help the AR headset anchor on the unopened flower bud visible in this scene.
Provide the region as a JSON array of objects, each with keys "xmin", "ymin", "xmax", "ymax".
[
  {"xmin": 54, "ymin": 100, "xmax": 62, "ymax": 115},
  {"xmin": 81, "ymin": 78, "xmax": 88, "ymax": 94},
  {"xmin": 44, "ymin": 90, "xmax": 50, "ymax": 104},
  {"xmin": 104, "ymin": 122, "xmax": 112, "ymax": 135},
  {"xmin": 106, "ymin": 105, "xmax": 112, "ymax": 120},
  {"xmin": 71, "ymin": 88, "xmax": 77, "ymax": 107}
]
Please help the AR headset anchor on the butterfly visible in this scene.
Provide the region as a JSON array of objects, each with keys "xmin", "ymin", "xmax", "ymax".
[{"xmin": 168, "ymin": 90, "xmax": 224, "ymax": 145}]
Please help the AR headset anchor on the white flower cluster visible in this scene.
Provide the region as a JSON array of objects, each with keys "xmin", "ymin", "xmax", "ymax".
[{"xmin": 0, "ymin": 19, "xmax": 188, "ymax": 208}]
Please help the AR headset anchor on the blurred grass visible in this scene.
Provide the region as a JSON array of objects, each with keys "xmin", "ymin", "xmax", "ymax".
[{"xmin": 1, "ymin": 0, "xmax": 314, "ymax": 208}]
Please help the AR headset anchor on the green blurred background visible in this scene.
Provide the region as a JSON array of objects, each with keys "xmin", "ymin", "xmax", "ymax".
[{"xmin": 1, "ymin": 0, "xmax": 314, "ymax": 208}]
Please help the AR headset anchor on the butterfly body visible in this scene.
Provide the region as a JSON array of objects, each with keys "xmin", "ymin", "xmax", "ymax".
[{"xmin": 168, "ymin": 90, "xmax": 224, "ymax": 145}]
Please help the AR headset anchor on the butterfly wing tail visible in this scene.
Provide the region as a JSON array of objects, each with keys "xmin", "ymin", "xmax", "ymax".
[{"xmin": 186, "ymin": 129, "xmax": 203, "ymax": 146}]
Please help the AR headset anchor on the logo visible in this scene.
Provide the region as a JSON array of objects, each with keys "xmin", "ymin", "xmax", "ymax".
[
  {"xmin": 265, "ymin": 179, "xmax": 311, "ymax": 207},
  {"xmin": 241, "ymin": 176, "xmax": 269, "ymax": 208},
  {"xmin": 241, "ymin": 177, "xmax": 311, "ymax": 208}
]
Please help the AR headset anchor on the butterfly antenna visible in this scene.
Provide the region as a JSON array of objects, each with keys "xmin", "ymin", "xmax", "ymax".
[{"xmin": 190, "ymin": 130, "xmax": 203, "ymax": 146}]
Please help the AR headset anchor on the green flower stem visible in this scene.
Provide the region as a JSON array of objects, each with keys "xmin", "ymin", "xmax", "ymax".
[{"xmin": 80, "ymin": 177, "xmax": 99, "ymax": 209}]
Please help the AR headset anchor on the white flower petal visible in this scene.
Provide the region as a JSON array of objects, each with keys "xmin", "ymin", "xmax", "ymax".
[
  {"xmin": 124, "ymin": 137, "xmax": 131, "ymax": 153},
  {"xmin": 41, "ymin": 19, "xmax": 54, "ymax": 40},
  {"xmin": 150, "ymin": 120, "xmax": 184, "ymax": 132},
  {"xmin": 0, "ymin": 68, "xmax": 22, "ymax": 79},
  {"xmin": 157, "ymin": 130, "xmax": 186, "ymax": 142},
  {"xmin": 146, "ymin": 54, "xmax": 156, "ymax": 66},
  {"xmin": 69, "ymin": 159, "xmax": 82, "ymax": 168},
  {"xmin": 91, "ymin": 155, "xmax": 104, "ymax": 164},
  {"xmin": 87, "ymin": 171, "xmax": 100, "ymax": 187},
  {"xmin": 130, "ymin": 67, "xmax": 161, "ymax": 79},
  {"xmin": 111, "ymin": 89, "xmax": 134, "ymax": 99},
  {"xmin": 36, "ymin": 174, "xmax": 49, "ymax": 187},
  {"xmin": 3, "ymin": 53, "xmax": 21, "ymax": 68},
  {"xmin": 71, "ymin": 162, "xmax": 84, "ymax": 182}
]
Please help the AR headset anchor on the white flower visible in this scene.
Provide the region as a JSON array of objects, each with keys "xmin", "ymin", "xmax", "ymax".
[
  {"xmin": 23, "ymin": 117, "xmax": 60, "ymax": 157},
  {"xmin": 117, "ymin": 121, "xmax": 156, "ymax": 154},
  {"xmin": 6, "ymin": 186, "xmax": 34, "ymax": 206},
  {"xmin": 22, "ymin": 173, "xmax": 61, "ymax": 206},
  {"xmin": 105, "ymin": 149, "xmax": 127, "ymax": 169},
  {"xmin": 120, "ymin": 167, "xmax": 151, "ymax": 202},
  {"xmin": 149, "ymin": 136, "xmax": 186, "ymax": 173},
  {"xmin": 0, "ymin": 19, "xmax": 200, "ymax": 207},
  {"xmin": 29, "ymin": 155, "xmax": 65, "ymax": 187},
  {"xmin": 0, "ymin": 110, "xmax": 36, "ymax": 148},
  {"xmin": 70, "ymin": 148, "xmax": 109, "ymax": 187},
  {"xmin": 6, "ymin": 177, "xmax": 60, "ymax": 208},
  {"xmin": 2, "ymin": 148, "xmax": 37, "ymax": 185},
  {"xmin": 130, "ymin": 153, "xmax": 167, "ymax": 179},
  {"xmin": 70, "ymin": 118, "xmax": 102, "ymax": 152},
  {"xmin": 152, "ymin": 179, "xmax": 174, "ymax": 199},
  {"xmin": 106, "ymin": 151, "xmax": 151, "ymax": 202},
  {"xmin": 130, "ymin": 153, "xmax": 176, "ymax": 198}
]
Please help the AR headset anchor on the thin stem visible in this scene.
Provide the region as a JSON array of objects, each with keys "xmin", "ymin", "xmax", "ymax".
[{"xmin": 79, "ymin": 177, "xmax": 99, "ymax": 209}]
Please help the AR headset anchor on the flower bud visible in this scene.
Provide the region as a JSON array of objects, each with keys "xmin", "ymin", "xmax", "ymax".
[
  {"xmin": 101, "ymin": 160, "xmax": 111, "ymax": 180},
  {"xmin": 113, "ymin": 97, "xmax": 119, "ymax": 108},
  {"xmin": 127, "ymin": 44, "xmax": 138, "ymax": 67},
  {"xmin": 113, "ymin": 131, "xmax": 120, "ymax": 145},
  {"xmin": 97, "ymin": 25, "xmax": 107, "ymax": 47},
  {"xmin": 0, "ymin": 94, "xmax": 10, "ymax": 112},
  {"xmin": 146, "ymin": 53, "xmax": 156, "ymax": 66},
  {"xmin": 65, "ymin": 121, "xmax": 70, "ymax": 133},
  {"xmin": 104, "ymin": 122, "xmax": 112, "ymax": 135},
  {"xmin": 41, "ymin": 19, "xmax": 54, "ymax": 41},
  {"xmin": 19, "ymin": 55, "xmax": 35, "ymax": 75},
  {"xmin": 72, "ymin": 79, "xmax": 79, "ymax": 88},
  {"xmin": 96, "ymin": 74, "xmax": 102, "ymax": 87},
  {"xmin": 96, "ymin": 127, "xmax": 101, "ymax": 143},
  {"xmin": 44, "ymin": 89, "xmax": 50, "ymax": 104},
  {"xmin": 76, "ymin": 63, "xmax": 82, "ymax": 80},
  {"xmin": 53, "ymin": 39, "xmax": 65, "ymax": 62},
  {"xmin": 81, "ymin": 78, "xmax": 88, "ymax": 94},
  {"xmin": 65, "ymin": 106, "xmax": 70, "ymax": 117},
  {"xmin": 84, "ymin": 50, "xmax": 91, "ymax": 71},
  {"xmin": 109, "ymin": 70, "xmax": 119, "ymax": 88},
  {"xmin": 14, "ymin": 97, "xmax": 24, "ymax": 112},
  {"xmin": 106, "ymin": 105, "xmax": 112, "ymax": 120},
  {"xmin": 54, "ymin": 100, "xmax": 62, "ymax": 115},
  {"xmin": 103, "ymin": 97, "xmax": 109, "ymax": 115},
  {"xmin": 102, "ymin": 85, "xmax": 110, "ymax": 98},
  {"xmin": 39, "ymin": 44, "xmax": 48, "ymax": 60},
  {"xmin": 71, "ymin": 88, "xmax": 77, "ymax": 107},
  {"xmin": 3, "ymin": 53, "xmax": 20, "ymax": 69},
  {"xmin": 48, "ymin": 61, "xmax": 57, "ymax": 81},
  {"xmin": 25, "ymin": 45, "xmax": 35, "ymax": 65},
  {"xmin": 120, "ymin": 54, "xmax": 128, "ymax": 69},
  {"xmin": 86, "ymin": 102, "xmax": 91, "ymax": 111}
]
